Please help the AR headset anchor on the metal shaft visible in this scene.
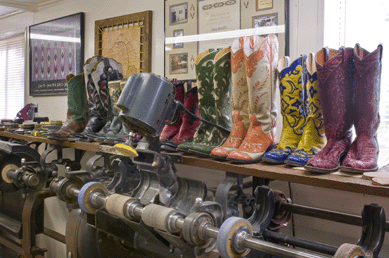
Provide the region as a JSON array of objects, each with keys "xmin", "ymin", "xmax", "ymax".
[{"xmin": 65, "ymin": 184, "xmax": 327, "ymax": 258}]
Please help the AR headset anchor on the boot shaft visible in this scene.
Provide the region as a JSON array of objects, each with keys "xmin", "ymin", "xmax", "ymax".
[
  {"xmin": 244, "ymin": 34, "xmax": 279, "ymax": 134},
  {"xmin": 315, "ymin": 47, "xmax": 354, "ymax": 139},
  {"xmin": 213, "ymin": 47, "xmax": 233, "ymax": 130},
  {"xmin": 231, "ymin": 37, "xmax": 250, "ymax": 129},
  {"xmin": 67, "ymin": 73, "xmax": 87, "ymax": 122},
  {"xmin": 353, "ymin": 44, "xmax": 383, "ymax": 137}
]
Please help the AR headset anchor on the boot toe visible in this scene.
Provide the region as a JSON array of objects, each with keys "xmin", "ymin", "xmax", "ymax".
[
  {"xmin": 263, "ymin": 149, "xmax": 291, "ymax": 164},
  {"xmin": 211, "ymin": 146, "xmax": 236, "ymax": 158}
]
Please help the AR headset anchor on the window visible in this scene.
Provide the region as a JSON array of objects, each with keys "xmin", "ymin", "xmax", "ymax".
[
  {"xmin": 324, "ymin": 0, "xmax": 389, "ymax": 148},
  {"xmin": 0, "ymin": 32, "xmax": 25, "ymax": 120}
]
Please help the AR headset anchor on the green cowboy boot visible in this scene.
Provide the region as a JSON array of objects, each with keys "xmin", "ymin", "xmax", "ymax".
[
  {"xmin": 177, "ymin": 49, "xmax": 219, "ymax": 153},
  {"xmin": 48, "ymin": 73, "xmax": 88, "ymax": 140},
  {"xmin": 189, "ymin": 47, "xmax": 233, "ymax": 156},
  {"xmin": 285, "ymin": 53, "xmax": 326, "ymax": 166}
]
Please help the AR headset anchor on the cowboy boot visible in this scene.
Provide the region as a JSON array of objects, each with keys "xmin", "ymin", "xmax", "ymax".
[
  {"xmin": 177, "ymin": 49, "xmax": 219, "ymax": 152},
  {"xmin": 227, "ymin": 34, "xmax": 279, "ymax": 163},
  {"xmin": 285, "ymin": 53, "xmax": 326, "ymax": 166},
  {"xmin": 94, "ymin": 80, "xmax": 124, "ymax": 143},
  {"xmin": 86, "ymin": 58, "xmax": 124, "ymax": 140},
  {"xmin": 189, "ymin": 46, "xmax": 233, "ymax": 156},
  {"xmin": 305, "ymin": 47, "xmax": 354, "ymax": 173},
  {"xmin": 159, "ymin": 80, "xmax": 185, "ymax": 142},
  {"xmin": 48, "ymin": 73, "xmax": 88, "ymax": 140},
  {"xmin": 73, "ymin": 56, "xmax": 105, "ymax": 138},
  {"xmin": 211, "ymin": 37, "xmax": 250, "ymax": 159},
  {"xmin": 262, "ymin": 55, "xmax": 307, "ymax": 164},
  {"xmin": 340, "ymin": 44, "xmax": 383, "ymax": 173},
  {"xmin": 161, "ymin": 86, "xmax": 201, "ymax": 151}
]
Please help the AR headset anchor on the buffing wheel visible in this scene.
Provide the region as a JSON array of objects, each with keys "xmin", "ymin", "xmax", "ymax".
[
  {"xmin": 216, "ymin": 217, "xmax": 252, "ymax": 258},
  {"xmin": 114, "ymin": 143, "xmax": 138, "ymax": 157},
  {"xmin": 334, "ymin": 243, "xmax": 366, "ymax": 258},
  {"xmin": 78, "ymin": 181, "xmax": 108, "ymax": 214}
]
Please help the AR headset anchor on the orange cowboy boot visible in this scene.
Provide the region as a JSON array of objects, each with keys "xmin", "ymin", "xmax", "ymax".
[
  {"xmin": 227, "ymin": 34, "xmax": 279, "ymax": 163},
  {"xmin": 211, "ymin": 37, "xmax": 250, "ymax": 159}
]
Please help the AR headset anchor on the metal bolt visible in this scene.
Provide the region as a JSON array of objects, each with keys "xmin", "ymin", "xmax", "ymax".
[
  {"xmin": 195, "ymin": 197, "xmax": 203, "ymax": 207},
  {"xmin": 68, "ymin": 252, "xmax": 72, "ymax": 258},
  {"xmin": 52, "ymin": 171, "xmax": 58, "ymax": 177},
  {"xmin": 66, "ymin": 166, "xmax": 72, "ymax": 172},
  {"xmin": 21, "ymin": 158, "xmax": 26, "ymax": 164}
]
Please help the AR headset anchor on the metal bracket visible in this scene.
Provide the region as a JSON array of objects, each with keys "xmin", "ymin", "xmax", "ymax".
[
  {"xmin": 248, "ymin": 186, "xmax": 275, "ymax": 235},
  {"xmin": 215, "ymin": 172, "xmax": 244, "ymax": 220},
  {"xmin": 357, "ymin": 204, "xmax": 386, "ymax": 258}
]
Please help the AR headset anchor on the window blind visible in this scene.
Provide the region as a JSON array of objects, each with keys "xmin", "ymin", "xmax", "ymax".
[{"xmin": 0, "ymin": 33, "xmax": 25, "ymax": 120}]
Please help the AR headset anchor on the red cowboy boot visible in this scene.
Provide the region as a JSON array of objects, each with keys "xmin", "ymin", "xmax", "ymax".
[
  {"xmin": 161, "ymin": 86, "xmax": 201, "ymax": 151},
  {"xmin": 159, "ymin": 80, "xmax": 185, "ymax": 142},
  {"xmin": 341, "ymin": 44, "xmax": 383, "ymax": 173},
  {"xmin": 305, "ymin": 47, "xmax": 354, "ymax": 173}
]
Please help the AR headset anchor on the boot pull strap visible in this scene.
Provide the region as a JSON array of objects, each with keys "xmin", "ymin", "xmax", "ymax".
[
  {"xmin": 103, "ymin": 58, "xmax": 113, "ymax": 82},
  {"xmin": 378, "ymin": 44, "xmax": 383, "ymax": 62},
  {"xmin": 323, "ymin": 47, "xmax": 329, "ymax": 63}
]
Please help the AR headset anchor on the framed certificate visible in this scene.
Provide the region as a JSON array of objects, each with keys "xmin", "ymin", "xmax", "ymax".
[
  {"xmin": 256, "ymin": 0, "xmax": 273, "ymax": 11},
  {"xmin": 170, "ymin": 3, "xmax": 189, "ymax": 25}
]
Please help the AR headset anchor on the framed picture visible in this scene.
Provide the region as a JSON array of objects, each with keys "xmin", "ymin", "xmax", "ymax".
[
  {"xmin": 173, "ymin": 29, "xmax": 184, "ymax": 48},
  {"xmin": 256, "ymin": 0, "xmax": 273, "ymax": 11},
  {"xmin": 29, "ymin": 12, "xmax": 84, "ymax": 96},
  {"xmin": 253, "ymin": 13, "xmax": 278, "ymax": 28},
  {"xmin": 170, "ymin": 3, "xmax": 188, "ymax": 25},
  {"xmin": 170, "ymin": 53, "xmax": 188, "ymax": 74},
  {"xmin": 95, "ymin": 11, "xmax": 152, "ymax": 77}
]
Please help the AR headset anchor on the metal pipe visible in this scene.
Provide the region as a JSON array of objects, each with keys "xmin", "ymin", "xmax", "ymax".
[
  {"xmin": 43, "ymin": 227, "xmax": 66, "ymax": 244},
  {"xmin": 280, "ymin": 202, "xmax": 389, "ymax": 232},
  {"xmin": 263, "ymin": 230, "xmax": 338, "ymax": 255},
  {"xmin": 244, "ymin": 237, "xmax": 326, "ymax": 258}
]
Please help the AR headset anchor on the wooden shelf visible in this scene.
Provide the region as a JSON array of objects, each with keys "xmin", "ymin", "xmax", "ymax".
[{"xmin": 1, "ymin": 131, "xmax": 388, "ymax": 198}]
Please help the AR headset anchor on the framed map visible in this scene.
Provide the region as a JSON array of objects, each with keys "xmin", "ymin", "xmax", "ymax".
[{"xmin": 29, "ymin": 13, "xmax": 84, "ymax": 96}]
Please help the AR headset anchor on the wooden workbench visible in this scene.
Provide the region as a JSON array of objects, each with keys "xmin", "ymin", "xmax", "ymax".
[{"xmin": 1, "ymin": 131, "xmax": 388, "ymax": 198}]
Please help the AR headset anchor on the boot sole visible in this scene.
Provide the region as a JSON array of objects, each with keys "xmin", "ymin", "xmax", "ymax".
[
  {"xmin": 188, "ymin": 149, "xmax": 211, "ymax": 158},
  {"xmin": 209, "ymin": 154, "xmax": 227, "ymax": 160},
  {"xmin": 262, "ymin": 156, "xmax": 286, "ymax": 164},
  {"xmin": 304, "ymin": 164, "xmax": 340, "ymax": 174},
  {"xmin": 284, "ymin": 160, "xmax": 306, "ymax": 167},
  {"xmin": 339, "ymin": 166, "xmax": 378, "ymax": 174}
]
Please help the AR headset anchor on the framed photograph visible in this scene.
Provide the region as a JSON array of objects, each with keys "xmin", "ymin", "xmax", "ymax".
[
  {"xmin": 170, "ymin": 3, "xmax": 188, "ymax": 25},
  {"xmin": 256, "ymin": 0, "xmax": 273, "ymax": 11},
  {"xmin": 95, "ymin": 11, "xmax": 152, "ymax": 77},
  {"xmin": 170, "ymin": 53, "xmax": 188, "ymax": 74},
  {"xmin": 173, "ymin": 29, "xmax": 184, "ymax": 48},
  {"xmin": 29, "ymin": 12, "xmax": 84, "ymax": 96},
  {"xmin": 253, "ymin": 13, "xmax": 278, "ymax": 28}
]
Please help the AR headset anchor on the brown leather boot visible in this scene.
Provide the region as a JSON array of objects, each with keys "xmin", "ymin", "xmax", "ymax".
[{"xmin": 48, "ymin": 74, "xmax": 88, "ymax": 141}]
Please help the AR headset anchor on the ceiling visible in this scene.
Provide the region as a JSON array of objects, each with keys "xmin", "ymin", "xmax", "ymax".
[{"xmin": 0, "ymin": 0, "xmax": 62, "ymax": 18}]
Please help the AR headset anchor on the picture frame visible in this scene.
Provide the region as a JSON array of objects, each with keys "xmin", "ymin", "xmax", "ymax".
[
  {"xmin": 256, "ymin": 0, "xmax": 273, "ymax": 11},
  {"xmin": 29, "ymin": 12, "xmax": 84, "ymax": 96},
  {"xmin": 173, "ymin": 29, "xmax": 184, "ymax": 48},
  {"xmin": 170, "ymin": 3, "xmax": 189, "ymax": 25},
  {"xmin": 169, "ymin": 53, "xmax": 188, "ymax": 74},
  {"xmin": 95, "ymin": 11, "xmax": 152, "ymax": 77},
  {"xmin": 253, "ymin": 13, "xmax": 278, "ymax": 29}
]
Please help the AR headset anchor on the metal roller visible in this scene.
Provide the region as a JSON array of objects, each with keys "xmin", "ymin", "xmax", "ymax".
[
  {"xmin": 142, "ymin": 204, "xmax": 183, "ymax": 233},
  {"xmin": 334, "ymin": 243, "xmax": 366, "ymax": 258}
]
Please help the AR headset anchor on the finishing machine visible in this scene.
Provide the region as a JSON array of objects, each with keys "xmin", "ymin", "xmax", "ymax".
[{"xmin": 0, "ymin": 73, "xmax": 387, "ymax": 258}]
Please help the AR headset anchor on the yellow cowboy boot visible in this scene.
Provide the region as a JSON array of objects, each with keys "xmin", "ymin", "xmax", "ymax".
[
  {"xmin": 227, "ymin": 34, "xmax": 279, "ymax": 163},
  {"xmin": 211, "ymin": 37, "xmax": 250, "ymax": 159},
  {"xmin": 285, "ymin": 53, "xmax": 326, "ymax": 166},
  {"xmin": 262, "ymin": 55, "xmax": 307, "ymax": 164}
]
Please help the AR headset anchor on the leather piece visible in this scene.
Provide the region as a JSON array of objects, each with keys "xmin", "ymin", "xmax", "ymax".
[
  {"xmin": 227, "ymin": 34, "xmax": 278, "ymax": 163},
  {"xmin": 286, "ymin": 53, "xmax": 326, "ymax": 166},
  {"xmin": 341, "ymin": 44, "xmax": 383, "ymax": 172},
  {"xmin": 161, "ymin": 86, "xmax": 201, "ymax": 150},
  {"xmin": 211, "ymin": 37, "xmax": 249, "ymax": 158},
  {"xmin": 263, "ymin": 55, "xmax": 306, "ymax": 164},
  {"xmin": 306, "ymin": 47, "xmax": 354, "ymax": 171},
  {"xmin": 48, "ymin": 109, "xmax": 88, "ymax": 140},
  {"xmin": 159, "ymin": 81, "xmax": 185, "ymax": 142}
]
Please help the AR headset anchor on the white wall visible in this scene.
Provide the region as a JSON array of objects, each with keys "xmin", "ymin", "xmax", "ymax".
[{"xmin": 1, "ymin": 0, "xmax": 388, "ymax": 257}]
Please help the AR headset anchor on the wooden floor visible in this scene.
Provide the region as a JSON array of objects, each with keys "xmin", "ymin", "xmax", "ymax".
[{"xmin": 1, "ymin": 131, "xmax": 389, "ymax": 198}]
